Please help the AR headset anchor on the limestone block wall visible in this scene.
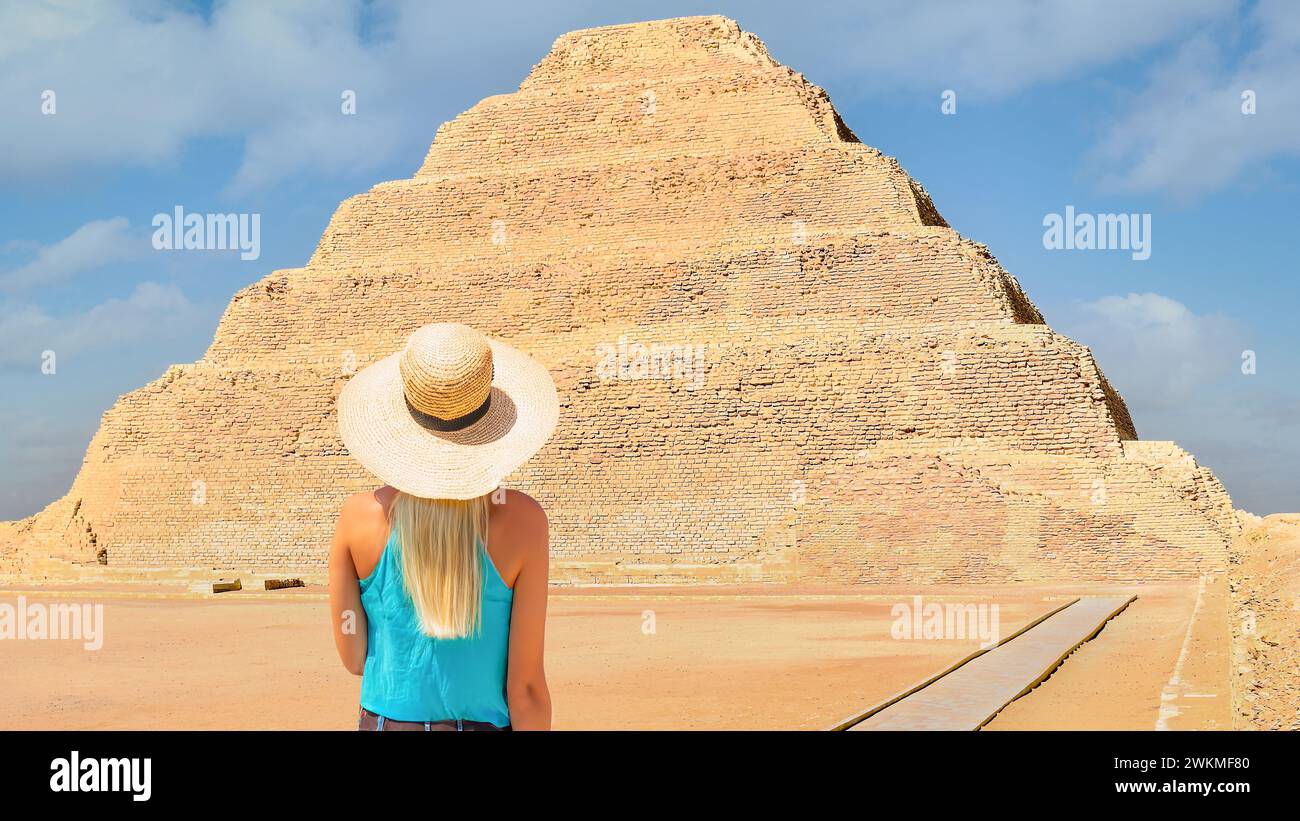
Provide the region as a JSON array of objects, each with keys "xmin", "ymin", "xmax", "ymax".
[{"xmin": 2, "ymin": 15, "xmax": 1237, "ymax": 583}]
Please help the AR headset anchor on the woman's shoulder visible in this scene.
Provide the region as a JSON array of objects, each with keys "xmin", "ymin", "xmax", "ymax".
[
  {"xmin": 488, "ymin": 490, "xmax": 549, "ymax": 580},
  {"xmin": 497, "ymin": 488, "xmax": 545, "ymax": 519},
  {"xmin": 339, "ymin": 487, "xmax": 395, "ymax": 525},
  {"xmin": 495, "ymin": 490, "xmax": 547, "ymax": 536},
  {"xmin": 338, "ymin": 488, "xmax": 397, "ymax": 568}
]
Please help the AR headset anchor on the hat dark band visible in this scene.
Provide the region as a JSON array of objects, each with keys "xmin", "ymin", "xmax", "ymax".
[{"xmin": 406, "ymin": 393, "xmax": 492, "ymax": 432}]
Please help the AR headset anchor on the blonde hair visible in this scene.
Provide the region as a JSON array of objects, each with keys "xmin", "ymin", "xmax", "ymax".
[{"xmin": 391, "ymin": 491, "xmax": 490, "ymax": 639}]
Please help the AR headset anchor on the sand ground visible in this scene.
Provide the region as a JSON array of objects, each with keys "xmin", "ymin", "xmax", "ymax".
[
  {"xmin": 0, "ymin": 580, "xmax": 1228, "ymax": 730},
  {"xmin": 1228, "ymin": 514, "xmax": 1300, "ymax": 730},
  {"xmin": 984, "ymin": 579, "xmax": 1230, "ymax": 730}
]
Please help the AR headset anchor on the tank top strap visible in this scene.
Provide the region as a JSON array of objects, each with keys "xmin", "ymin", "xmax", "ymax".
[
  {"xmin": 358, "ymin": 526, "xmax": 399, "ymax": 593},
  {"xmin": 478, "ymin": 536, "xmax": 510, "ymax": 592}
]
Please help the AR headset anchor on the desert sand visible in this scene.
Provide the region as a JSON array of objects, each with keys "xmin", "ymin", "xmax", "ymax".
[
  {"xmin": 0, "ymin": 579, "xmax": 1238, "ymax": 730},
  {"xmin": 985, "ymin": 579, "xmax": 1231, "ymax": 730},
  {"xmin": 1229, "ymin": 514, "xmax": 1300, "ymax": 730}
]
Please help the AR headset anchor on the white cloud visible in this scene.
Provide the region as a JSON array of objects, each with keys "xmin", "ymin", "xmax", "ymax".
[
  {"xmin": 0, "ymin": 0, "xmax": 561, "ymax": 196},
  {"xmin": 0, "ymin": 1, "xmax": 395, "ymax": 195},
  {"xmin": 1090, "ymin": 0, "xmax": 1300, "ymax": 198},
  {"xmin": 0, "ymin": 281, "xmax": 206, "ymax": 370},
  {"xmin": 0, "ymin": 217, "xmax": 138, "ymax": 291},
  {"xmin": 744, "ymin": 0, "xmax": 1236, "ymax": 97},
  {"xmin": 1063, "ymin": 292, "xmax": 1245, "ymax": 410}
]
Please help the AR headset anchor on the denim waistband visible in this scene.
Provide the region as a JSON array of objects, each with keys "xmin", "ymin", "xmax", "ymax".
[{"xmin": 357, "ymin": 706, "xmax": 509, "ymax": 731}]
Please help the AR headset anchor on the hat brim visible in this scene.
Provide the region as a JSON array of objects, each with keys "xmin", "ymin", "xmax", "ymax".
[{"xmin": 337, "ymin": 338, "xmax": 559, "ymax": 499}]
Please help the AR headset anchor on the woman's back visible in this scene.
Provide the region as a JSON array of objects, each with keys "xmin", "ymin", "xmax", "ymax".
[
  {"xmin": 358, "ymin": 524, "xmax": 513, "ymax": 725},
  {"xmin": 331, "ymin": 485, "xmax": 551, "ymax": 729}
]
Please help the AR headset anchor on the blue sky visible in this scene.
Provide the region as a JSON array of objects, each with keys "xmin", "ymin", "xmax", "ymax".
[{"xmin": 1, "ymin": 0, "xmax": 1297, "ymax": 517}]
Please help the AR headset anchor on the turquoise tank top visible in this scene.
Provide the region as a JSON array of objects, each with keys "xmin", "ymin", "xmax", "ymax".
[{"xmin": 358, "ymin": 527, "xmax": 513, "ymax": 726}]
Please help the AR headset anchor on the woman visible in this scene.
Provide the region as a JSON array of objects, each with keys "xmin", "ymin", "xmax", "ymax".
[{"xmin": 328, "ymin": 323, "xmax": 559, "ymax": 731}]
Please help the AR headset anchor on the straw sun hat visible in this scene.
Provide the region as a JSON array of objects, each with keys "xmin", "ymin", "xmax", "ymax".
[{"xmin": 337, "ymin": 323, "xmax": 559, "ymax": 499}]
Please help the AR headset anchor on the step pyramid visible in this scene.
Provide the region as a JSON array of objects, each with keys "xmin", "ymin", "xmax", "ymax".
[{"xmin": 2, "ymin": 16, "xmax": 1239, "ymax": 584}]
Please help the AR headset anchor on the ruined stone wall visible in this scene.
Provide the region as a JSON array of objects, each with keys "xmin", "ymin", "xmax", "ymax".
[{"xmin": 2, "ymin": 16, "xmax": 1237, "ymax": 583}]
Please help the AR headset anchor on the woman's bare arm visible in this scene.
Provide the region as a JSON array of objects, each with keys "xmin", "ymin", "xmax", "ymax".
[
  {"xmin": 328, "ymin": 495, "xmax": 369, "ymax": 675},
  {"xmin": 505, "ymin": 496, "xmax": 552, "ymax": 730}
]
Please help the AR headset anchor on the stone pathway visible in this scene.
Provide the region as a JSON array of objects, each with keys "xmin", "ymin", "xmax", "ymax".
[{"xmin": 840, "ymin": 595, "xmax": 1136, "ymax": 731}]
